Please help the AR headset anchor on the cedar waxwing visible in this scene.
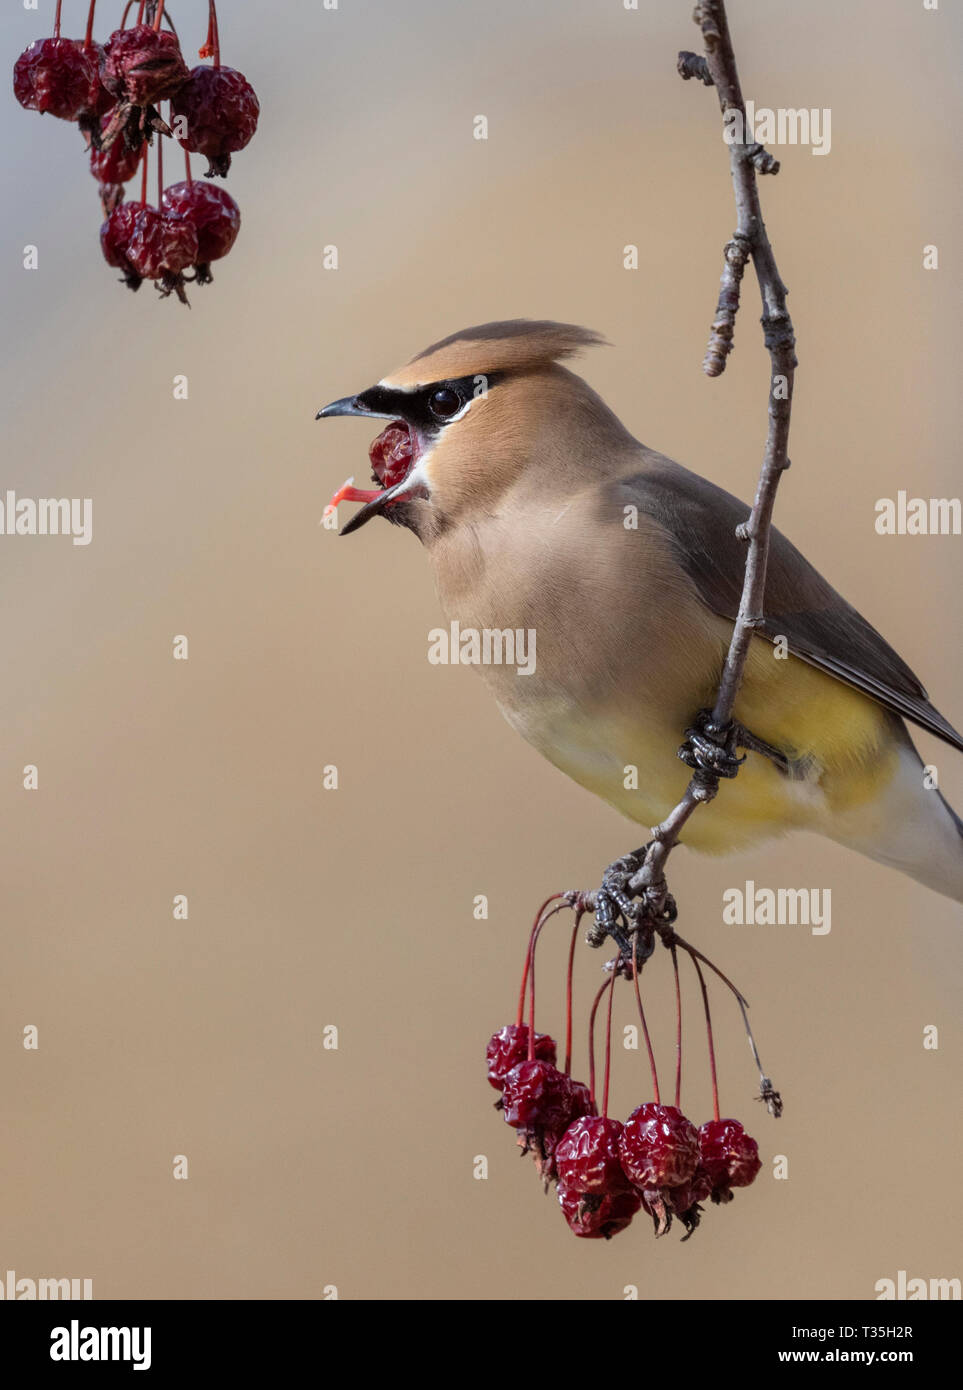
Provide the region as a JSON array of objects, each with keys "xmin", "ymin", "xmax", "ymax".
[{"xmin": 317, "ymin": 320, "xmax": 963, "ymax": 903}]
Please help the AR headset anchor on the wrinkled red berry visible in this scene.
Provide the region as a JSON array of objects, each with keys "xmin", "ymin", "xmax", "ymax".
[
  {"xmin": 100, "ymin": 202, "xmax": 198, "ymax": 303},
  {"xmin": 566, "ymin": 1078, "xmax": 595, "ymax": 1122},
  {"xmin": 557, "ymin": 1183, "xmax": 641, "ymax": 1240},
  {"xmin": 161, "ymin": 180, "xmax": 240, "ymax": 282},
  {"xmin": 699, "ymin": 1119, "xmax": 762, "ymax": 1192},
  {"xmin": 14, "ymin": 37, "xmax": 99, "ymax": 121},
  {"xmin": 501, "ymin": 1060, "xmax": 572, "ymax": 1131},
  {"xmin": 171, "ymin": 65, "xmax": 259, "ymax": 177},
  {"xmin": 369, "ymin": 423, "xmax": 415, "ymax": 491},
  {"xmin": 556, "ymin": 1116, "xmax": 633, "ymax": 1195},
  {"xmin": 619, "ymin": 1103, "xmax": 700, "ymax": 1190},
  {"xmin": 100, "ymin": 201, "xmax": 145, "ymax": 288},
  {"xmin": 485, "ymin": 1024, "xmax": 556, "ymax": 1092},
  {"xmin": 101, "ymin": 25, "xmax": 189, "ymax": 109}
]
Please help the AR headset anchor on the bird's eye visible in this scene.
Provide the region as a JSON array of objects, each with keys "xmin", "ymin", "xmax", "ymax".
[{"xmin": 428, "ymin": 386, "xmax": 462, "ymax": 419}]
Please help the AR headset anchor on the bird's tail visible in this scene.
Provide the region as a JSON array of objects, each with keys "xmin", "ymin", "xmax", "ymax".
[{"xmin": 827, "ymin": 734, "xmax": 963, "ymax": 905}]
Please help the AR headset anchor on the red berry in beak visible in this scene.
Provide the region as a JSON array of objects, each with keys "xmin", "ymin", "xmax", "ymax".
[
  {"xmin": 555, "ymin": 1116, "xmax": 633, "ymax": 1195},
  {"xmin": 619, "ymin": 1103, "xmax": 700, "ymax": 1190},
  {"xmin": 170, "ymin": 65, "xmax": 259, "ymax": 178},
  {"xmin": 485, "ymin": 1024, "xmax": 556, "ymax": 1092},
  {"xmin": 368, "ymin": 423, "xmax": 414, "ymax": 492}
]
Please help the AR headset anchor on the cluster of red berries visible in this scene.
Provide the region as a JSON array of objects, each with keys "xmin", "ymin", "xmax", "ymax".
[
  {"xmin": 13, "ymin": 0, "xmax": 258, "ymax": 304},
  {"xmin": 487, "ymin": 895, "xmax": 773, "ymax": 1242}
]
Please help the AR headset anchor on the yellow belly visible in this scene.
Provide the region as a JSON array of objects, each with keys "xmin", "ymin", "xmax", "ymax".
[{"xmin": 504, "ymin": 638, "xmax": 900, "ymax": 855}]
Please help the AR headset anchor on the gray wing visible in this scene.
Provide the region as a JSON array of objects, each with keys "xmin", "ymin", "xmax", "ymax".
[{"xmin": 610, "ymin": 456, "xmax": 963, "ymax": 753}]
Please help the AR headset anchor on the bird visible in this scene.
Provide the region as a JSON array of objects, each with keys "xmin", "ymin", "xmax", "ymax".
[{"xmin": 317, "ymin": 319, "xmax": 963, "ymax": 904}]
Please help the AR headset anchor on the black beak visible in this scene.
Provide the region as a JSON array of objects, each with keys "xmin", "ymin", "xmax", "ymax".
[
  {"xmin": 339, "ymin": 469, "xmax": 418, "ymax": 536},
  {"xmin": 315, "ymin": 393, "xmax": 396, "ymax": 421},
  {"xmin": 338, "ymin": 494, "xmax": 393, "ymax": 536}
]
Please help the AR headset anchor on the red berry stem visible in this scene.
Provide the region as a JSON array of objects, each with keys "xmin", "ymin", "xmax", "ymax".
[
  {"xmin": 139, "ymin": 139, "xmax": 149, "ymax": 208},
  {"xmin": 671, "ymin": 942, "xmax": 682, "ymax": 1110},
  {"xmin": 54, "ymin": 0, "xmax": 63, "ymax": 39},
  {"xmin": 671, "ymin": 930, "xmax": 777, "ymax": 1111},
  {"xmin": 602, "ymin": 964, "xmax": 616, "ymax": 1119},
  {"xmin": 184, "ymin": 147, "xmax": 193, "ymax": 186},
  {"xmin": 157, "ymin": 112, "xmax": 164, "ymax": 204},
  {"xmin": 564, "ymin": 912, "xmax": 580, "ymax": 1075},
  {"xmin": 586, "ymin": 975, "xmax": 613, "ymax": 1110},
  {"xmin": 135, "ymin": 2, "xmax": 146, "ymax": 26},
  {"xmin": 527, "ymin": 900, "xmax": 568, "ymax": 1060},
  {"xmin": 631, "ymin": 950, "xmax": 661, "ymax": 1104},
  {"xmin": 200, "ymin": 0, "xmax": 221, "ymax": 67},
  {"xmin": 692, "ymin": 953, "xmax": 720, "ymax": 1122},
  {"xmin": 515, "ymin": 893, "xmax": 567, "ymax": 1031},
  {"xmin": 152, "ymin": 1, "xmax": 167, "ymax": 34},
  {"xmin": 211, "ymin": 0, "xmax": 221, "ymax": 69},
  {"xmin": 83, "ymin": 1, "xmax": 97, "ymax": 48}
]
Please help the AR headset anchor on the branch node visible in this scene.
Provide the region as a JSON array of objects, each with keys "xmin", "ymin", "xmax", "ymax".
[
  {"xmin": 677, "ymin": 50, "xmax": 713, "ymax": 85},
  {"xmin": 744, "ymin": 141, "xmax": 780, "ymax": 176}
]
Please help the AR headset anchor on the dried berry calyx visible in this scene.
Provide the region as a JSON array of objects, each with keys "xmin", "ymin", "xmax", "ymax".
[
  {"xmin": 485, "ymin": 1024, "xmax": 556, "ymax": 1092},
  {"xmin": 170, "ymin": 64, "xmax": 259, "ymax": 177},
  {"xmin": 161, "ymin": 180, "xmax": 240, "ymax": 283},
  {"xmin": 100, "ymin": 24, "xmax": 189, "ymax": 150},
  {"xmin": 618, "ymin": 1103, "xmax": 701, "ymax": 1190}
]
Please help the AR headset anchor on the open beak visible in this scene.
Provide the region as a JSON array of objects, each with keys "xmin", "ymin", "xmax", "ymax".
[{"xmin": 316, "ymin": 390, "xmax": 421, "ymax": 534}]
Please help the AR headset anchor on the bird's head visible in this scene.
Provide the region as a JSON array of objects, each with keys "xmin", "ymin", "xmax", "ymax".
[{"xmin": 317, "ymin": 319, "xmax": 617, "ymax": 543}]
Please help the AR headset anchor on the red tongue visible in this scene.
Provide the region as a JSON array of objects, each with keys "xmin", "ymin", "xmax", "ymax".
[
  {"xmin": 324, "ymin": 479, "xmax": 381, "ymax": 518},
  {"xmin": 323, "ymin": 421, "xmax": 415, "ymax": 521},
  {"xmin": 369, "ymin": 422, "xmax": 413, "ymax": 489}
]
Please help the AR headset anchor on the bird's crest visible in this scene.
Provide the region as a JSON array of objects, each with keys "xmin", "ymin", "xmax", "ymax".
[{"xmin": 380, "ymin": 319, "xmax": 608, "ymax": 390}]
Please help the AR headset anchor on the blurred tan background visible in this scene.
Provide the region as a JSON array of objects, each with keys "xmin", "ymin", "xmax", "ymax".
[{"xmin": 0, "ymin": 0, "xmax": 959, "ymax": 1300}]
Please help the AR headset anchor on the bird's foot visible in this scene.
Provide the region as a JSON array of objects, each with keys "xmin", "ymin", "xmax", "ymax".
[
  {"xmin": 678, "ymin": 709, "xmax": 790, "ymax": 783},
  {"xmin": 577, "ymin": 847, "xmax": 678, "ymax": 967},
  {"xmin": 677, "ymin": 709, "xmax": 746, "ymax": 782}
]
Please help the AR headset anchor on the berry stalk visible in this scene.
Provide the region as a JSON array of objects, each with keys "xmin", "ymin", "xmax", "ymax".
[
  {"xmin": 200, "ymin": 0, "xmax": 222, "ymax": 67},
  {"xmin": 671, "ymin": 942, "xmax": 682, "ymax": 1110},
  {"xmin": 54, "ymin": 0, "xmax": 63, "ymax": 39},
  {"xmin": 564, "ymin": 913, "xmax": 580, "ymax": 1075},
  {"xmin": 156, "ymin": 112, "xmax": 163, "ymax": 204},
  {"xmin": 515, "ymin": 893, "xmax": 566, "ymax": 1032},
  {"xmin": 587, "ymin": 974, "xmax": 613, "ymax": 1110},
  {"xmin": 83, "ymin": 1, "xmax": 97, "ymax": 48},
  {"xmin": 602, "ymin": 962, "xmax": 616, "ymax": 1119},
  {"xmin": 631, "ymin": 950, "xmax": 661, "ymax": 1104},
  {"xmin": 692, "ymin": 954, "xmax": 720, "ymax": 1122}
]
